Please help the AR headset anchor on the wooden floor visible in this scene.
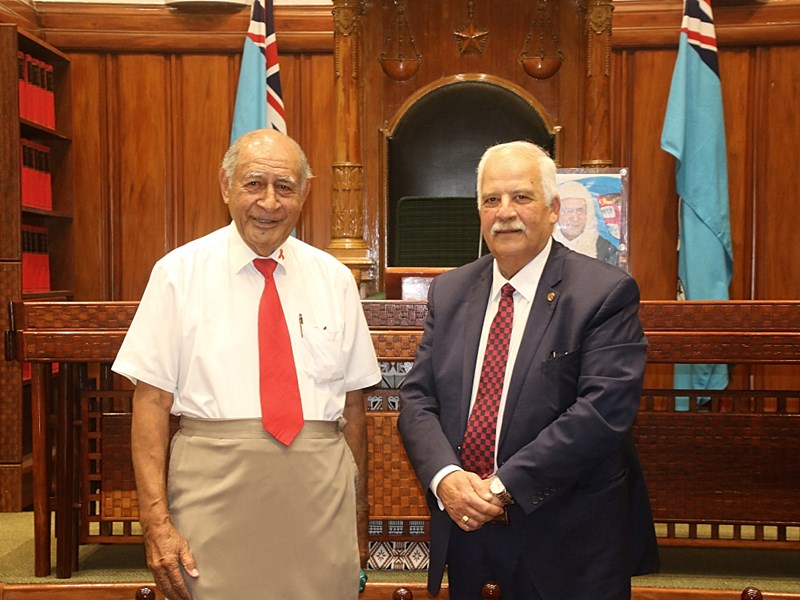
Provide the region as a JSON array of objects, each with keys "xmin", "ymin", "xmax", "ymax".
[{"xmin": 2, "ymin": 582, "xmax": 800, "ymax": 600}]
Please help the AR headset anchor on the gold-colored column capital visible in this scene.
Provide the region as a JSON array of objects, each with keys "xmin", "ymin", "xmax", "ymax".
[{"xmin": 583, "ymin": 0, "xmax": 614, "ymax": 79}]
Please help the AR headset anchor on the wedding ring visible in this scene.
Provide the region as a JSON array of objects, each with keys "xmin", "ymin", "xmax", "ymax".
[{"xmin": 461, "ymin": 515, "xmax": 470, "ymax": 524}]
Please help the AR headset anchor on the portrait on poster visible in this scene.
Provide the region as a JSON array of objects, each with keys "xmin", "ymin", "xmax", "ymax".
[{"xmin": 555, "ymin": 168, "xmax": 630, "ymax": 271}]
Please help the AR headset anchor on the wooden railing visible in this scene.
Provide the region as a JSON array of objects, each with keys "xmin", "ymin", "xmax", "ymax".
[{"xmin": 5, "ymin": 299, "xmax": 800, "ymax": 583}]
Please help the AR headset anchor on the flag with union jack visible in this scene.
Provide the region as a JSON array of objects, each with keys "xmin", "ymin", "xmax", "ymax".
[
  {"xmin": 230, "ymin": 0, "xmax": 286, "ymax": 143},
  {"xmin": 661, "ymin": 0, "xmax": 733, "ymax": 403}
]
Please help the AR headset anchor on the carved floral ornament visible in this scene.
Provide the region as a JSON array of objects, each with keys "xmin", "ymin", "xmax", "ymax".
[
  {"xmin": 333, "ymin": 0, "xmax": 361, "ymax": 36},
  {"xmin": 331, "ymin": 164, "xmax": 364, "ymax": 237},
  {"xmin": 583, "ymin": 0, "xmax": 614, "ymax": 77},
  {"xmin": 333, "ymin": 0, "xmax": 363, "ymax": 79}
]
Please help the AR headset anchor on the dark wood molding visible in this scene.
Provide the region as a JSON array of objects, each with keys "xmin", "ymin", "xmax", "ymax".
[
  {"xmin": 35, "ymin": 3, "xmax": 333, "ymax": 53},
  {"xmin": 0, "ymin": 0, "xmax": 37, "ymax": 32},
  {"xmin": 612, "ymin": 0, "xmax": 800, "ymax": 48}
]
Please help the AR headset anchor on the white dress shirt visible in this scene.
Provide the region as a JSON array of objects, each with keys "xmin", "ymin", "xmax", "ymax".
[{"xmin": 112, "ymin": 222, "xmax": 381, "ymax": 420}]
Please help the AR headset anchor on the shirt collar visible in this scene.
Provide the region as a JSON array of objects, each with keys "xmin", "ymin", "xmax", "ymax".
[
  {"xmin": 491, "ymin": 236, "xmax": 553, "ymax": 303},
  {"xmin": 227, "ymin": 221, "xmax": 295, "ymax": 275}
]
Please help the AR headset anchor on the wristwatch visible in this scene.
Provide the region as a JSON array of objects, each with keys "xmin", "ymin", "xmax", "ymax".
[{"xmin": 489, "ymin": 476, "xmax": 515, "ymax": 506}]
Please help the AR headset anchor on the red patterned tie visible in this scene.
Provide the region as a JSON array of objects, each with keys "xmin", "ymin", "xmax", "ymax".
[
  {"xmin": 461, "ymin": 283, "xmax": 515, "ymax": 477},
  {"xmin": 254, "ymin": 258, "xmax": 304, "ymax": 445}
]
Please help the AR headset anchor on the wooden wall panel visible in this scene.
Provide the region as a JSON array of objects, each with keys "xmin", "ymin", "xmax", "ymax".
[
  {"xmin": 754, "ymin": 45, "xmax": 800, "ymax": 300},
  {"xmin": 718, "ymin": 48, "xmax": 754, "ymax": 303},
  {"xmin": 67, "ymin": 48, "xmax": 335, "ymax": 301},
  {"xmin": 173, "ymin": 54, "xmax": 233, "ymax": 247},
  {"xmin": 113, "ymin": 55, "xmax": 172, "ymax": 301},
  {"xmin": 293, "ymin": 53, "xmax": 335, "ymax": 250},
  {"xmin": 70, "ymin": 53, "xmax": 109, "ymax": 301},
  {"xmin": 620, "ymin": 49, "xmax": 676, "ymax": 300}
]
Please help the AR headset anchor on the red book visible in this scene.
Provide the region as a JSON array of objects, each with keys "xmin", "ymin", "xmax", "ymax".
[
  {"xmin": 38, "ymin": 143, "xmax": 52, "ymax": 211},
  {"xmin": 21, "ymin": 224, "xmax": 50, "ymax": 292},
  {"xmin": 20, "ymin": 140, "xmax": 32, "ymax": 208},
  {"xmin": 29, "ymin": 142, "xmax": 42, "ymax": 209},
  {"xmin": 23, "ymin": 54, "xmax": 33, "ymax": 121},
  {"xmin": 44, "ymin": 63, "xmax": 55, "ymax": 129},
  {"xmin": 17, "ymin": 51, "xmax": 27, "ymax": 120},
  {"xmin": 34, "ymin": 59, "xmax": 47, "ymax": 125},
  {"xmin": 26, "ymin": 57, "xmax": 38, "ymax": 123},
  {"xmin": 26, "ymin": 141, "xmax": 52, "ymax": 210}
]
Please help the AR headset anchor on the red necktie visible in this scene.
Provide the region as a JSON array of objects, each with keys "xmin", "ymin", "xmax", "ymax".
[
  {"xmin": 461, "ymin": 283, "xmax": 515, "ymax": 477},
  {"xmin": 254, "ymin": 258, "xmax": 304, "ymax": 445}
]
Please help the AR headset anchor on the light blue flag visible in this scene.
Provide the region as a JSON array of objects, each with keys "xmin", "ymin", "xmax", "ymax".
[
  {"xmin": 660, "ymin": 0, "xmax": 733, "ymax": 409},
  {"xmin": 231, "ymin": 0, "xmax": 286, "ymax": 144}
]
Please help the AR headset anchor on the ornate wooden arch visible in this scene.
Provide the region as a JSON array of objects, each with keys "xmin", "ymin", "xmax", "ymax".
[{"xmin": 380, "ymin": 74, "xmax": 563, "ymax": 267}]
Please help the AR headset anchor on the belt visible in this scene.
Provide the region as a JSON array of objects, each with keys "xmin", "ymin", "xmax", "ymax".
[{"xmin": 488, "ymin": 508, "xmax": 509, "ymax": 526}]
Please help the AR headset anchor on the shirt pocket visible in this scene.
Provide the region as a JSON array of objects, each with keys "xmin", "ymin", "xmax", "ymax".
[{"xmin": 297, "ymin": 325, "xmax": 346, "ymax": 384}]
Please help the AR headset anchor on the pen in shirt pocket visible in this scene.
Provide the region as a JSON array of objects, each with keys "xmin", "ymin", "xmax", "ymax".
[{"xmin": 299, "ymin": 314, "xmax": 304, "ymax": 338}]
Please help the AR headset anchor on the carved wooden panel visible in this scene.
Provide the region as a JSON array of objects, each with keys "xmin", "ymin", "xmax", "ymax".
[
  {"xmin": 362, "ymin": 300, "xmax": 427, "ymax": 329},
  {"xmin": 635, "ymin": 395, "xmax": 800, "ymax": 537},
  {"xmin": 367, "ymin": 412, "xmax": 427, "ymax": 519}
]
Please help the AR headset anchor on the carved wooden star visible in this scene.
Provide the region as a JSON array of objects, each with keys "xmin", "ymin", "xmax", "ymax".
[{"xmin": 453, "ymin": 20, "xmax": 489, "ymax": 56}]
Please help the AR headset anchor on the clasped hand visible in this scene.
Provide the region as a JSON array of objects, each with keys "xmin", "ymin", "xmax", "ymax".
[{"xmin": 437, "ymin": 470, "xmax": 505, "ymax": 531}]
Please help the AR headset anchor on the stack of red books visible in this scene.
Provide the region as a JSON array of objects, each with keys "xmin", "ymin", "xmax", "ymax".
[
  {"xmin": 20, "ymin": 139, "xmax": 52, "ymax": 211},
  {"xmin": 18, "ymin": 51, "xmax": 55, "ymax": 128},
  {"xmin": 21, "ymin": 224, "xmax": 50, "ymax": 293}
]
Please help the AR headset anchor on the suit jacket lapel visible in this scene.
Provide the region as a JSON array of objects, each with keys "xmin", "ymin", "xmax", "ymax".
[
  {"xmin": 460, "ymin": 258, "xmax": 493, "ymax": 430},
  {"xmin": 499, "ymin": 242, "xmax": 566, "ymax": 447}
]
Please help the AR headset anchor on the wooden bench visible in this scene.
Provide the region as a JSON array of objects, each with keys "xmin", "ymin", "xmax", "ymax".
[{"xmin": 6, "ymin": 300, "xmax": 800, "ymax": 579}]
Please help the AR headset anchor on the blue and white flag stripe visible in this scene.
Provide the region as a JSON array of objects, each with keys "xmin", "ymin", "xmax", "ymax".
[
  {"xmin": 682, "ymin": 0, "xmax": 719, "ymax": 74},
  {"xmin": 230, "ymin": 0, "xmax": 286, "ymax": 143}
]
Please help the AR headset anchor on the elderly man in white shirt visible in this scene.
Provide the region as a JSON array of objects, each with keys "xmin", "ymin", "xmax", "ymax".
[{"xmin": 113, "ymin": 129, "xmax": 380, "ymax": 600}]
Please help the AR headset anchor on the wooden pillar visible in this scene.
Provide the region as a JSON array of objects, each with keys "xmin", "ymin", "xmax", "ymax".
[
  {"xmin": 581, "ymin": 0, "xmax": 614, "ymax": 167},
  {"xmin": 326, "ymin": 0, "xmax": 374, "ymax": 290}
]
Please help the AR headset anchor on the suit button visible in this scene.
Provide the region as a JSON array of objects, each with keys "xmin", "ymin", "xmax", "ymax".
[{"xmin": 532, "ymin": 498, "xmax": 540, "ymax": 505}]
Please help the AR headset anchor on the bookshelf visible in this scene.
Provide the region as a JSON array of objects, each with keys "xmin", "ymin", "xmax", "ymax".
[{"xmin": 0, "ymin": 24, "xmax": 72, "ymax": 511}]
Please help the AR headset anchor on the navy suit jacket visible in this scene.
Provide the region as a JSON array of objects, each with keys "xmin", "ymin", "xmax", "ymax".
[{"xmin": 397, "ymin": 241, "xmax": 659, "ymax": 599}]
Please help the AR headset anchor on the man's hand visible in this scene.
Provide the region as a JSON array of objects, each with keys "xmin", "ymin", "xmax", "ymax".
[
  {"xmin": 437, "ymin": 471, "xmax": 504, "ymax": 531},
  {"xmin": 143, "ymin": 521, "xmax": 198, "ymax": 600},
  {"xmin": 131, "ymin": 382, "xmax": 195, "ymax": 600}
]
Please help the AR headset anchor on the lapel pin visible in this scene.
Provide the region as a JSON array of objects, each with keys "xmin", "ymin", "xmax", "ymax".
[{"xmin": 547, "ymin": 291, "xmax": 556, "ymax": 302}]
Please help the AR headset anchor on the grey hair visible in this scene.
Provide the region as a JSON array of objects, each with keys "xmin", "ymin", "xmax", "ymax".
[
  {"xmin": 220, "ymin": 130, "xmax": 314, "ymax": 192},
  {"xmin": 475, "ymin": 141, "xmax": 558, "ymax": 208}
]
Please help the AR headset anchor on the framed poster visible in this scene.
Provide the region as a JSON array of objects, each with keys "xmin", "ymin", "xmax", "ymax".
[{"xmin": 555, "ymin": 167, "xmax": 630, "ymax": 271}]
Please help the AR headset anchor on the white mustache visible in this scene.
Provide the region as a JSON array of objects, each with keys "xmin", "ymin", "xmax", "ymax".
[{"xmin": 492, "ymin": 219, "xmax": 527, "ymax": 234}]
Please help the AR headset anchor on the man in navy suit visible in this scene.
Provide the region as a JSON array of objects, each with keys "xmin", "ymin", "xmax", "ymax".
[{"xmin": 397, "ymin": 141, "xmax": 659, "ymax": 600}]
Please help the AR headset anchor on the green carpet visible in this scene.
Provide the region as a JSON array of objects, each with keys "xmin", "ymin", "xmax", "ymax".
[{"xmin": 2, "ymin": 512, "xmax": 799, "ymax": 593}]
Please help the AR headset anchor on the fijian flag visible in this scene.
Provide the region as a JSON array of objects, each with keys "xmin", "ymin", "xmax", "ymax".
[
  {"xmin": 661, "ymin": 0, "xmax": 733, "ymax": 407},
  {"xmin": 231, "ymin": 0, "xmax": 286, "ymax": 143}
]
